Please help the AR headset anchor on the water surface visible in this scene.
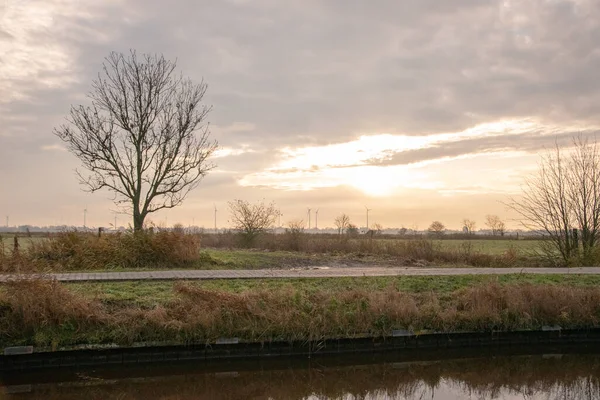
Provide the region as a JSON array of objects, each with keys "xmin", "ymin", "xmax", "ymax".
[{"xmin": 2, "ymin": 347, "xmax": 599, "ymax": 399}]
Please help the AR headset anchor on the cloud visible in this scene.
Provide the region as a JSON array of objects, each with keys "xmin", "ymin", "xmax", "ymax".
[
  {"xmin": 41, "ymin": 144, "xmax": 66, "ymax": 151},
  {"xmin": 238, "ymin": 119, "xmax": 599, "ymax": 197},
  {"xmin": 213, "ymin": 146, "xmax": 255, "ymax": 158},
  {"xmin": 2, "ymin": 0, "xmax": 600, "ymax": 228},
  {"xmin": 371, "ymin": 127, "xmax": 600, "ymax": 168}
]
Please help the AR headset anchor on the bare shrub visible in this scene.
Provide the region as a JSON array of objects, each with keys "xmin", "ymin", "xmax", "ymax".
[
  {"xmin": 228, "ymin": 199, "xmax": 278, "ymax": 247},
  {"xmin": 28, "ymin": 230, "xmax": 201, "ymax": 270},
  {"xmin": 428, "ymin": 221, "xmax": 446, "ymax": 236},
  {"xmin": 283, "ymin": 220, "xmax": 306, "ymax": 251},
  {"xmin": 485, "ymin": 215, "xmax": 506, "ymax": 237}
]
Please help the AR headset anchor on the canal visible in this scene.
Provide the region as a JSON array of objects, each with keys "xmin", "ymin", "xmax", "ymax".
[{"xmin": 1, "ymin": 345, "xmax": 599, "ymax": 399}]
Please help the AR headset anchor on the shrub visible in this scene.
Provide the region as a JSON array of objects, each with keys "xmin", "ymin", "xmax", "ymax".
[{"xmin": 27, "ymin": 230, "xmax": 202, "ymax": 270}]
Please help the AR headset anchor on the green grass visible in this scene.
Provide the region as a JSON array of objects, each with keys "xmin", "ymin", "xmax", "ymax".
[
  {"xmin": 65, "ymin": 274, "xmax": 600, "ymax": 307},
  {"xmin": 203, "ymin": 248, "xmax": 323, "ymax": 269},
  {"xmin": 432, "ymin": 239, "xmax": 539, "ymax": 255},
  {"xmin": 0, "ymin": 235, "xmax": 46, "ymax": 252},
  {"xmin": 62, "ymin": 249, "xmax": 329, "ymax": 272}
]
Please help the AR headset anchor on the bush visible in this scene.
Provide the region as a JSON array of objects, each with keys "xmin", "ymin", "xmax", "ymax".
[{"xmin": 27, "ymin": 230, "xmax": 202, "ymax": 270}]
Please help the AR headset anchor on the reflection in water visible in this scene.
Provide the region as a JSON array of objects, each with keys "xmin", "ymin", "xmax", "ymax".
[{"xmin": 1, "ymin": 352, "xmax": 599, "ymax": 399}]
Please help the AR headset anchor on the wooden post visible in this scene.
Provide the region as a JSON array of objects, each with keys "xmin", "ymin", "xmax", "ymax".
[
  {"xmin": 13, "ymin": 235, "xmax": 19, "ymax": 253},
  {"xmin": 98, "ymin": 227, "xmax": 103, "ymax": 238}
]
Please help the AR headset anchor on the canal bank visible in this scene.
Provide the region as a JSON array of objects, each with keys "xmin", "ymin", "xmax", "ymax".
[{"xmin": 3, "ymin": 328, "xmax": 600, "ymax": 372}]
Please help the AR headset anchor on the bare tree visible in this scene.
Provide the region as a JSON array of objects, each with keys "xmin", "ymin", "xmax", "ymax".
[
  {"xmin": 485, "ymin": 215, "xmax": 506, "ymax": 236},
  {"xmin": 346, "ymin": 223, "xmax": 359, "ymax": 236},
  {"xmin": 462, "ymin": 219, "xmax": 477, "ymax": 235},
  {"xmin": 334, "ymin": 213, "xmax": 351, "ymax": 235},
  {"xmin": 54, "ymin": 51, "xmax": 218, "ymax": 231},
  {"xmin": 428, "ymin": 221, "xmax": 446, "ymax": 236},
  {"xmin": 508, "ymin": 136, "xmax": 600, "ymax": 265},
  {"xmin": 372, "ymin": 223, "xmax": 384, "ymax": 234},
  {"xmin": 228, "ymin": 199, "xmax": 278, "ymax": 246},
  {"xmin": 285, "ymin": 219, "xmax": 305, "ymax": 251}
]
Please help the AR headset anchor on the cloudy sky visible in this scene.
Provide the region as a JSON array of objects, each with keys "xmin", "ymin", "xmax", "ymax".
[{"xmin": 1, "ymin": 0, "xmax": 600, "ymax": 230}]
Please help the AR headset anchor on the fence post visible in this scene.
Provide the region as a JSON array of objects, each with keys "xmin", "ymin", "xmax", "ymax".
[
  {"xmin": 572, "ymin": 228, "xmax": 579, "ymax": 255},
  {"xmin": 13, "ymin": 235, "xmax": 19, "ymax": 253}
]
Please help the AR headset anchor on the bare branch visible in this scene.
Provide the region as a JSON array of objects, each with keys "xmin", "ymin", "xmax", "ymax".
[
  {"xmin": 54, "ymin": 50, "xmax": 218, "ymax": 230},
  {"xmin": 506, "ymin": 134, "xmax": 600, "ymax": 265},
  {"xmin": 333, "ymin": 214, "xmax": 351, "ymax": 235},
  {"xmin": 228, "ymin": 200, "xmax": 279, "ymax": 246}
]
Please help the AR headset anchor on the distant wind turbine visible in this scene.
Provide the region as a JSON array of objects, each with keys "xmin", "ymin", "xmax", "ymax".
[
  {"xmin": 315, "ymin": 209, "xmax": 319, "ymax": 229},
  {"xmin": 365, "ymin": 206, "xmax": 372, "ymax": 231},
  {"xmin": 307, "ymin": 208, "xmax": 311, "ymax": 229},
  {"xmin": 214, "ymin": 204, "xmax": 218, "ymax": 232}
]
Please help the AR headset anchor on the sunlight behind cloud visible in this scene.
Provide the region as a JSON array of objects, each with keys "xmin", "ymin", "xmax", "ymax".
[
  {"xmin": 275, "ymin": 134, "xmax": 433, "ymax": 171},
  {"xmin": 239, "ymin": 119, "xmax": 594, "ymax": 197},
  {"xmin": 213, "ymin": 146, "xmax": 254, "ymax": 158}
]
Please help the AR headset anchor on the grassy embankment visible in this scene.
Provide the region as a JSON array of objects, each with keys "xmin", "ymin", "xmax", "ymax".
[
  {"xmin": 1, "ymin": 275, "xmax": 600, "ymax": 349},
  {"xmin": 2, "ymin": 231, "xmax": 594, "ymax": 350},
  {"xmin": 0, "ymin": 230, "xmax": 545, "ymax": 273}
]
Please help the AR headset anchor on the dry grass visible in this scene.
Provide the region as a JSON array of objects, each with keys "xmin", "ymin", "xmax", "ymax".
[
  {"xmin": 0, "ymin": 230, "xmax": 205, "ymax": 272},
  {"xmin": 1, "ymin": 279, "xmax": 599, "ymax": 348}
]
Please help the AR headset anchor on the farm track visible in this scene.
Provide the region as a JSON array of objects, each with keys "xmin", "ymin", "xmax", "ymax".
[{"xmin": 1, "ymin": 266, "xmax": 600, "ymax": 282}]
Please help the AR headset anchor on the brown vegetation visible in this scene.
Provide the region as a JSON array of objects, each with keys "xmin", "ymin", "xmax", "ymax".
[
  {"xmin": 0, "ymin": 230, "xmax": 203, "ymax": 272},
  {"xmin": 1, "ymin": 279, "xmax": 599, "ymax": 348}
]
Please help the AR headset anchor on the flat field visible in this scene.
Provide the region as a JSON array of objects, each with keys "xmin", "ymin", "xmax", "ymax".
[
  {"xmin": 0, "ymin": 233, "xmax": 544, "ymax": 271},
  {"xmin": 431, "ymin": 239, "xmax": 538, "ymax": 255}
]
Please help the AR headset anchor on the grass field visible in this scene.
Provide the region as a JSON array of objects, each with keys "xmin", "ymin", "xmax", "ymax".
[
  {"xmin": 0, "ymin": 231, "xmax": 548, "ymax": 272},
  {"xmin": 0, "ymin": 235, "xmax": 538, "ymax": 252},
  {"xmin": 65, "ymin": 274, "xmax": 600, "ymax": 307},
  {"xmin": 432, "ymin": 239, "xmax": 538, "ymax": 255},
  {"xmin": 0, "ymin": 235, "xmax": 45, "ymax": 251}
]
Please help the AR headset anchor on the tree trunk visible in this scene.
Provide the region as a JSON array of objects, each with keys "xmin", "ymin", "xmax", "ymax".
[{"xmin": 133, "ymin": 206, "xmax": 145, "ymax": 232}]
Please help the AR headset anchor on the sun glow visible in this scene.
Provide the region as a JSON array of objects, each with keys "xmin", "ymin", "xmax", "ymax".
[{"xmin": 238, "ymin": 119, "xmax": 597, "ymax": 197}]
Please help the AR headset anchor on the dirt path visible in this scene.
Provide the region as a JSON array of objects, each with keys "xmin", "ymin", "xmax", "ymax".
[{"xmin": 2, "ymin": 266, "xmax": 600, "ymax": 282}]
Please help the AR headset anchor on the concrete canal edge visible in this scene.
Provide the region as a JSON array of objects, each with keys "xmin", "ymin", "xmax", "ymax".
[{"xmin": 2, "ymin": 328, "xmax": 600, "ymax": 372}]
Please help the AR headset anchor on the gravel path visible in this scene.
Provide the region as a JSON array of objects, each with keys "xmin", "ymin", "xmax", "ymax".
[{"xmin": 1, "ymin": 266, "xmax": 600, "ymax": 282}]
